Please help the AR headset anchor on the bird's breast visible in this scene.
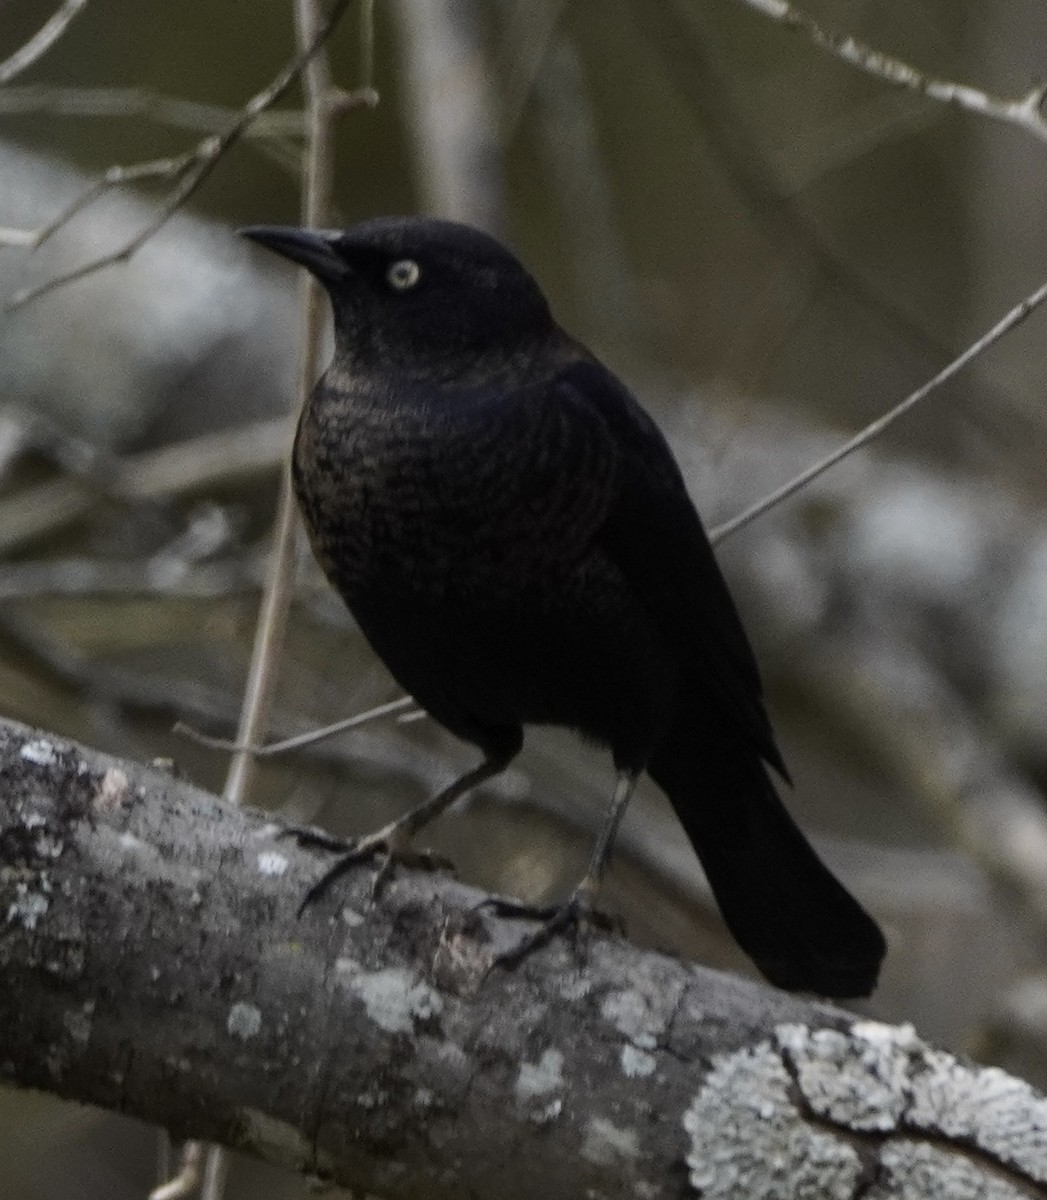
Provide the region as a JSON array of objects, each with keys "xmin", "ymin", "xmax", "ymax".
[{"xmin": 291, "ymin": 383, "xmax": 617, "ymax": 607}]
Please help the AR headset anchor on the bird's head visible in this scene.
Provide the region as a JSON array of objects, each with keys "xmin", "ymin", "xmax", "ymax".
[{"xmin": 240, "ymin": 216, "xmax": 556, "ymax": 380}]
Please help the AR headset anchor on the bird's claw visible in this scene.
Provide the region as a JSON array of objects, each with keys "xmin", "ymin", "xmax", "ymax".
[
  {"xmin": 296, "ymin": 823, "xmax": 455, "ymax": 914},
  {"xmin": 483, "ymin": 890, "xmax": 621, "ymax": 970},
  {"xmin": 277, "ymin": 820, "xmax": 350, "ymax": 854},
  {"xmin": 367, "ymin": 842, "xmax": 455, "ymax": 897}
]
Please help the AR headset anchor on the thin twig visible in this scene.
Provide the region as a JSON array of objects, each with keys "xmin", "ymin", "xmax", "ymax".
[
  {"xmin": 0, "ymin": 84, "xmax": 305, "ymax": 135},
  {"xmin": 709, "ymin": 273, "xmax": 1047, "ymax": 543},
  {"xmin": 733, "ymin": 0, "xmax": 1047, "ymax": 143},
  {"xmin": 195, "ymin": 1, "xmax": 357, "ymax": 1196},
  {"xmin": 635, "ymin": 0, "xmax": 1026, "ymax": 435},
  {"xmin": 357, "ymin": 0, "xmax": 375, "ymax": 91},
  {"xmin": 6, "ymin": 0, "xmax": 354, "ymax": 309},
  {"xmin": 0, "ymin": 82, "xmax": 373, "ymax": 179},
  {"xmin": 174, "ymin": 696, "xmax": 416, "ymax": 756},
  {"xmin": 31, "ymin": 153, "xmax": 201, "ymax": 251},
  {"xmin": 0, "ymin": 0, "xmax": 91, "ymax": 86},
  {"xmin": 0, "ymin": 85, "xmax": 306, "ymax": 177},
  {"xmin": 220, "ymin": 0, "xmax": 343, "ymax": 804}
]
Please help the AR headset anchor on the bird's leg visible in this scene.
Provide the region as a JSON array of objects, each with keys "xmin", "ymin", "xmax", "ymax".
[
  {"xmin": 295, "ymin": 752, "xmax": 509, "ymax": 912},
  {"xmin": 490, "ymin": 769, "xmax": 640, "ymax": 968}
]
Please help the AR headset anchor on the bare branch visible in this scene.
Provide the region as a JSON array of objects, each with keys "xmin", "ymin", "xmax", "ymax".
[
  {"xmin": 710, "ymin": 273, "xmax": 1047, "ymax": 543},
  {"xmin": 0, "ymin": 83, "xmax": 373, "ymax": 180},
  {"xmin": 220, "ymin": 0, "xmax": 347, "ymax": 826},
  {"xmin": 1, "ymin": 716, "xmax": 1046, "ymax": 1199},
  {"xmin": 31, "ymin": 151, "xmax": 201, "ymax": 250},
  {"xmin": 734, "ymin": 0, "xmax": 1047, "ymax": 143},
  {"xmin": 0, "ymin": 84, "xmax": 307, "ymax": 176},
  {"xmin": 0, "ymin": 0, "xmax": 91, "ymax": 86},
  {"xmin": 5, "ymin": 0, "xmax": 356, "ymax": 309},
  {"xmin": 0, "ymin": 83, "xmax": 305, "ymax": 135},
  {"xmin": 174, "ymin": 696, "xmax": 417, "ymax": 756}
]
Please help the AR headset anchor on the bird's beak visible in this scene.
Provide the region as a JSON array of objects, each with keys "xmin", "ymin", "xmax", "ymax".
[{"xmin": 238, "ymin": 225, "xmax": 347, "ymax": 285}]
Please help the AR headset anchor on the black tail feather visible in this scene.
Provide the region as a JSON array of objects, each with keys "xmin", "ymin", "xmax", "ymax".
[{"xmin": 648, "ymin": 728, "xmax": 886, "ymax": 998}]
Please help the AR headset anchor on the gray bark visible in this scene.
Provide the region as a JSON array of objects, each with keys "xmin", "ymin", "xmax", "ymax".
[{"xmin": 0, "ymin": 716, "xmax": 1045, "ymax": 1199}]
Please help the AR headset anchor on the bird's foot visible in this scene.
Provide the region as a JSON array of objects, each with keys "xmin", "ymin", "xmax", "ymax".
[
  {"xmin": 278, "ymin": 820, "xmax": 351, "ymax": 854},
  {"xmin": 484, "ymin": 884, "xmax": 621, "ymax": 970},
  {"xmin": 295, "ymin": 819, "xmax": 453, "ymax": 914}
]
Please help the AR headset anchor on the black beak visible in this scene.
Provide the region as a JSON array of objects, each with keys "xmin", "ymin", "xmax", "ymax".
[{"xmin": 238, "ymin": 225, "xmax": 346, "ymax": 285}]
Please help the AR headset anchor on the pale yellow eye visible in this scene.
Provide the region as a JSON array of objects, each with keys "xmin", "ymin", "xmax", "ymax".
[{"xmin": 386, "ymin": 258, "xmax": 421, "ymax": 290}]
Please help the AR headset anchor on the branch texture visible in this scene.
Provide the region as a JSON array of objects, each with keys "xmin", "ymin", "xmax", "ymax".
[{"xmin": 0, "ymin": 718, "xmax": 1045, "ymax": 1198}]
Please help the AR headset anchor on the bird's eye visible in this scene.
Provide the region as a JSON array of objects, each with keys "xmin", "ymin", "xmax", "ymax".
[{"xmin": 386, "ymin": 259, "xmax": 421, "ymax": 291}]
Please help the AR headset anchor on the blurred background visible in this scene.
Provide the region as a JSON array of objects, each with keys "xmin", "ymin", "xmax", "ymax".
[{"xmin": 2, "ymin": 0, "xmax": 1047, "ymax": 1195}]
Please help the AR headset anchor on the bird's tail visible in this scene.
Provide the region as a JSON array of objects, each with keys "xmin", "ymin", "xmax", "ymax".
[{"xmin": 647, "ymin": 722, "xmax": 886, "ymax": 998}]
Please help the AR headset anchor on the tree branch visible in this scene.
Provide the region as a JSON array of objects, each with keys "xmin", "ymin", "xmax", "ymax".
[
  {"xmin": 0, "ymin": 0, "xmax": 91, "ymax": 86},
  {"xmin": 0, "ymin": 84, "xmax": 306, "ymax": 137},
  {"xmin": 709, "ymin": 271, "xmax": 1047, "ymax": 543},
  {"xmin": 4, "ymin": 0, "xmax": 358, "ymax": 308},
  {"xmin": 1, "ymin": 717, "xmax": 1045, "ymax": 1198},
  {"xmin": 732, "ymin": 0, "xmax": 1047, "ymax": 144}
]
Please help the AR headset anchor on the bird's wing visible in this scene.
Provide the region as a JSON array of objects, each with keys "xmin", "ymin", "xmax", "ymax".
[{"xmin": 556, "ymin": 355, "xmax": 788, "ymax": 778}]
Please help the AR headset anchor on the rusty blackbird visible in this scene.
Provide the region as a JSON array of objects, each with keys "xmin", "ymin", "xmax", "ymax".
[{"xmin": 241, "ymin": 216, "xmax": 885, "ymax": 997}]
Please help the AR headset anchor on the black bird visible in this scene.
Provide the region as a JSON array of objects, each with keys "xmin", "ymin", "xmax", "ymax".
[{"xmin": 241, "ymin": 216, "xmax": 886, "ymax": 997}]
